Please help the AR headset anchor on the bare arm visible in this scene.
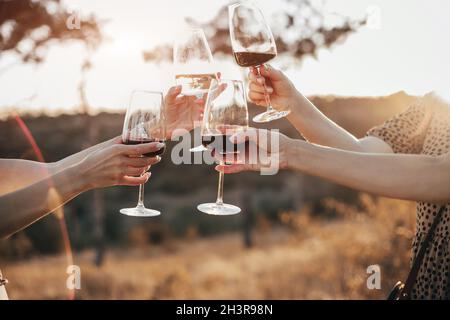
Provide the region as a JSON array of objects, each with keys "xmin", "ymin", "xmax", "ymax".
[
  {"xmin": 286, "ymin": 92, "xmax": 393, "ymax": 153},
  {"xmin": 0, "ymin": 159, "xmax": 56, "ymax": 195},
  {"xmin": 248, "ymin": 65, "xmax": 393, "ymax": 153},
  {"xmin": 54, "ymin": 136, "xmax": 121, "ymax": 170},
  {"xmin": 218, "ymin": 129, "xmax": 449, "ymax": 204},
  {"xmin": 0, "ymin": 141, "xmax": 163, "ymax": 239},
  {"xmin": 0, "ymin": 137, "xmax": 122, "ymax": 196},
  {"xmin": 288, "ymin": 140, "xmax": 450, "ymax": 203},
  {"xmin": 0, "ymin": 165, "xmax": 86, "ymax": 238}
]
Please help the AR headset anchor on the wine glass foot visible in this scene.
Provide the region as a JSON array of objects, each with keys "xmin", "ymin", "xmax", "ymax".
[
  {"xmin": 120, "ymin": 206, "xmax": 161, "ymax": 217},
  {"xmin": 197, "ymin": 203, "xmax": 241, "ymax": 215},
  {"xmin": 190, "ymin": 145, "xmax": 207, "ymax": 152},
  {"xmin": 252, "ymin": 109, "xmax": 290, "ymax": 123}
]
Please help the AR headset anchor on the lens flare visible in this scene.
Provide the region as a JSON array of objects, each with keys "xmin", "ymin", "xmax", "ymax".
[{"xmin": 14, "ymin": 113, "xmax": 75, "ymax": 300}]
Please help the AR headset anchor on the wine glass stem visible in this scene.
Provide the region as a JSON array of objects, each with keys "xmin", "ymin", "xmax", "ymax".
[
  {"xmin": 137, "ymin": 183, "xmax": 145, "ymax": 207},
  {"xmin": 216, "ymin": 161, "xmax": 224, "ymax": 206},
  {"xmin": 256, "ymin": 64, "xmax": 273, "ymax": 112}
]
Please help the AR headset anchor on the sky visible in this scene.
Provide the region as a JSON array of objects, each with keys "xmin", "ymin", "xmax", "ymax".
[{"xmin": 0, "ymin": 0, "xmax": 449, "ymax": 114}]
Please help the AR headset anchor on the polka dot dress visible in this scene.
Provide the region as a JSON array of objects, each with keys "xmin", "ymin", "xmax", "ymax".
[{"xmin": 367, "ymin": 93, "xmax": 450, "ymax": 300}]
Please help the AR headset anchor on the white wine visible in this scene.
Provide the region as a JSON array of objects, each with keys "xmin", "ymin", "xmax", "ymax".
[{"xmin": 175, "ymin": 73, "xmax": 217, "ymax": 96}]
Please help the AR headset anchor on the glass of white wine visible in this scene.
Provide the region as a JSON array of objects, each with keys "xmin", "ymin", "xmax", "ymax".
[
  {"xmin": 174, "ymin": 28, "xmax": 217, "ymax": 96},
  {"xmin": 174, "ymin": 28, "xmax": 218, "ymax": 152}
]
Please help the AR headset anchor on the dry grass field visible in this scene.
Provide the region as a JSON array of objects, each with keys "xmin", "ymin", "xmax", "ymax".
[{"xmin": 3, "ymin": 195, "xmax": 416, "ymax": 300}]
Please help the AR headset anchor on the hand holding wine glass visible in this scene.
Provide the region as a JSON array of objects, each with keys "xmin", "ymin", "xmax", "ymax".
[
  {"xmin": 0, "ymin": 136, "xmax": 163, "ymax": 239},
  {"xmin": 79, "ymin": 140, "xmax": 162, "ymax": 188},
  {"xmin": 120, "ymin": 90, "xmax": 166, "ymax": 217},
  {"xmin": 213, "ymin": 127, "xmax": 293, "ymax": 174},
  {"xmin": 198, "ymin": 79, "xmax": 249, "ymax": 215},
  {"xmin": 247, "ymin": 64, "xmax": 297, "ymax": 112},
  {"xmin": 229, "ymin": 2, "xmax": 290, "ymax": 122}
]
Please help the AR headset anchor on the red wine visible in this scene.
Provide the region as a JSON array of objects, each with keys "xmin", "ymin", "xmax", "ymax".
[
  {"xmin": 233, "ymin": 52, "xmax": 276, "ymax": 67},
  {"xmin": 201, "ymin": 134, "xmax": 249, "ymax": 154},
  {"xmin": 123, "ymin": 139, "xmax": 165, "ymax": 157}
]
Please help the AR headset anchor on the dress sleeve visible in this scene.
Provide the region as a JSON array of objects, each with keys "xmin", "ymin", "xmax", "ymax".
[{"xmin": 366, "ymin": 100, "xmax": 432, "ymax": 154}]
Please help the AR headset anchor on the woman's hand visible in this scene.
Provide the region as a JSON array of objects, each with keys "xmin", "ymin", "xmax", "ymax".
[
  {"xmin": 248, "ymin": 65, "xmax": 298, "ymax": 111},
  {"xmin": 0, "ymin": 138, "xmax": 164, "ymax": 238},
  {"xmin": 164, "ymin": 85, "xmax": 205, "ymax": 138},
  {"xmin": 77, "ymin": 140, "xmax": 164, "ymax": 189},
  {"xmin": 215, "ymin": 128, "xmax": 295, "ymax": 174}
]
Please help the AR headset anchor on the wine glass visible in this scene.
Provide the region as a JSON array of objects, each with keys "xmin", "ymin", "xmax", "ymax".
[
  {"xmin": 174, "ymin": 28, "xmax": 218, "ymax": 152},
  {"xmin": 197, "ymin": 79, "xmax": 249, "ymax": 215},
  {"xmin": 229, "ymin": 2, "xmax": 290, "ymax": 123},
  {"xmin": 120, "ymin": 90, "xmax": 166, "ymax": 217}
]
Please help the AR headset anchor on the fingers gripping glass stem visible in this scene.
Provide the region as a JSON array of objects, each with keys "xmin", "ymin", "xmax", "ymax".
[{"xmin": 252, "ymin": 65, "xmax": 290, "ymax": 123}]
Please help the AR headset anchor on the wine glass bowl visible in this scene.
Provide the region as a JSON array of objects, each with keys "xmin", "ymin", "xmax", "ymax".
[
  {"xmin": 229, "ymin": 3, "xmax": 277, "ymax": 58},
  {"xmin": 120, "ymin": 90, "xmax": 165, "ymax": 217},
  {"xmin": 174, "ymin": 28, "xmax": 217, "ymax": 97}
]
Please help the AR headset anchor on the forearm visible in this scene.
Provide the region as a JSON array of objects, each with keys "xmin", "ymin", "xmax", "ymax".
[
  {"xmin": 287, "ymin": 92, "xmax": 367, "ymax": 151},
  {"xmin": 0, "ymin": 159, "xmax": 57, "ymax": 195},
  {"xmin": 0, "ymin": 139, "xmax": 114, "ymax": 194},
  {"xmin": 0, "ymin": 165, "xmax": 88, "ymax": 239},
  {"xmin": 55, "ymin": 139, "xmax": 112, "ymax": 171},
  {"xmin": 288, "ymin": 140, "xmax": 450, "ymax": 203}
]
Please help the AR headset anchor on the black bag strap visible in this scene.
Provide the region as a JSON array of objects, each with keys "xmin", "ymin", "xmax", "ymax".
[
  {"xmin": 0, "ymin": 270, "xmax": 7, "ymax": 287},
  {"xmin": 400, "ymin": 205, "xmax": 447, "ymax": 299}
]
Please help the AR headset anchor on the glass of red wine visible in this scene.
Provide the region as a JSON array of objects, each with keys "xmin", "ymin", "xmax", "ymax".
[
  {"xmin": 174, "ymin": 28, "xmax": 218, "ymax": 152},
  {"xmin": 197, "ymin": 79, "xmax": 249, "ymax": 215},
  {"xmin": 229, "ymin": 2, "xmax": 290, "ymax": 123},
  {"xmin": 120, "ymin": 90, "xmax": 166, "ymax": 217}
]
